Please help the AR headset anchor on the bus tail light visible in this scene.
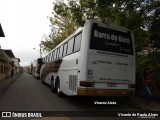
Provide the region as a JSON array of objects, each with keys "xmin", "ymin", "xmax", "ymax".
[{"xmin": 80, "ymin": 81, "xmax": 93, "ymax": 87}]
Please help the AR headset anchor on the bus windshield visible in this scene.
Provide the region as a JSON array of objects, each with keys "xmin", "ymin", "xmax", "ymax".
[{"xmin": 90, "ymin": 24, "xmax": 134, "ymax": 55}]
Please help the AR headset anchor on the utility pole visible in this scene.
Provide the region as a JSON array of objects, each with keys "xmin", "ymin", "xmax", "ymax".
[
  {"xmin": 33, "ymin": 44, "xmax": 42, "ymax": 58},
  {"xmin": 0, "ymin": 23, "xmax": 5, "ymax": 50},
  {"xmin": 0, "ymin": 23, "xmax": 5, "ymax": 37},
  {"xmin": 39, "ymin": 43, "xmax": 42, "ymax": 58}
]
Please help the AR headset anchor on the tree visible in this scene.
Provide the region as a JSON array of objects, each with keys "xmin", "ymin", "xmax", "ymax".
[
  {"xmin": 148, "ymin": 1, "xmax": 160, "ymax": 51},
  {"xmin": 41, "ymin": 0, "xmax": 77, "ymax": 52},
  {"xmin": 68, "ymin": 0, "xmax": 116, "ymax": 25},
  {"xmin": 42, "ymin": 0, "xmax": 159, "ymax": 55},
  {"xmin": 69, "ymin": 0, "xmax": 152, "ymax": 53}
]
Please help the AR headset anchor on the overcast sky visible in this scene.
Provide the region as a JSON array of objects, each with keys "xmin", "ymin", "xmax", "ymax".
[{"xmin": 0, "ymin": 0, "xmax": 53, "ymax": 66}]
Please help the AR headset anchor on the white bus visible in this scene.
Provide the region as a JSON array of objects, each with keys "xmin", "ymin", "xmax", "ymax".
[
  {"xmin": 40, "ymin": 20, "xmax": 135, "ymax": 97},
  {"xmin": 32, "ymin": 58, "xmax": 43, "ymax": 79}
]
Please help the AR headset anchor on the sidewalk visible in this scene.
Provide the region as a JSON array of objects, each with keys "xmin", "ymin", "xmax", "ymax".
[
  {"xmin": 124, "ymin": 96, "xmax": 160, "ymax": 111},
  {"xmin": 0, "ymin": 74, "xmax": 21, "ymax": 95}
]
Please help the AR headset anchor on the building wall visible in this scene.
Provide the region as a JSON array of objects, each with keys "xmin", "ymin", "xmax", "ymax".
[
  {"xmin": 11, "ymin": 58, "xmax": 20, "ymax": 75},
  {"xmin": 0, "ymin": 61, "xmax": 12, "ymax": 81},
  {"xmin": 0, "ymin": 50, "xmax": 11, "ymax": 81}
]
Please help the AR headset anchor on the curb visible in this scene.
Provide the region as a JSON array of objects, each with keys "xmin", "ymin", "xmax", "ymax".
[
  {"xmin": 0, "ymin": 74, "xmax": 21, "ymax": 96},
  {"xmin": 116, "ymin": 97, "xmax": 145, "ymax": 111},
  {"xmin": 120, "ymin": 96, "xmax": 159, "ymax": 111},
  {"xmin": 125, "ymin": 99, "xmax": 147, "ymax": 111}
]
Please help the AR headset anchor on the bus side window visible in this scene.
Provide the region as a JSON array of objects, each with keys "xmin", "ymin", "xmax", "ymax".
[
  {"xmin": 57, "ymin": 48, "xmax": 60, "ymax": 58},
  {"xmin": 52, "ymin": 51, "xmax": 54, "ymax": 61},
  {"xmin": 74, "ymin": 32, "xmax": 82, "ymax": 52},
  {"xmin": 47, "ymin": 54, "xmax": 49, "ymax": 62},
  {"xmin": 54, "ymin": 49, "xmax": 57, "ymax": 60},
  {"xmin": 47, "ymin": 55, "xmax": 49, "ymax": 62},
  {"xmin": 45, "ymin": 57, "xmax": 47, "ymax": 62},
  {"xmin": 63, "ymin": 42, "xmax": 68, "ymax": 56},
  {"xmin": 45, "ymin": 56, "xmax": 47, "ymax": 62},
  {"xmin": 46, "ymin": 56, "xmax": 48, "ymax": 62},
  {"xmin": 49, "ymin": 54, "xmax": 51, "ymax": 62},
  {"xmin": 59, "ymin": 45, "xmax": 63, "ymax": 58},
  {"xmin": 67, "ymin": 37, "xmax": 74, "ymax": 55},
  {"xmin": 50, "ymin": 53, "xmax": 52, "ymax": 61},
  {"xmin": 50, "ymin": 54, "xmax": 52, "ymax": 61}
]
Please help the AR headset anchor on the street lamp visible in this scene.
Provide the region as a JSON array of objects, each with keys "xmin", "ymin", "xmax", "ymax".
[{"xmin": 33, "ymin": 44, "xmax": 42, "ymax": 58}]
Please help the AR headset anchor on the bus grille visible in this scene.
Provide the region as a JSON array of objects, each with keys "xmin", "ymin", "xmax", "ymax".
[{"xmin": 69, "ymin": 75, "xmax": 77, "ymax": 92}]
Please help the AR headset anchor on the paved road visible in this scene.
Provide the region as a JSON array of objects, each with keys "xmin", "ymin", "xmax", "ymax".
[{"xmin": 1, "ymin": 73, "xmax": 157, "ymax": 120}]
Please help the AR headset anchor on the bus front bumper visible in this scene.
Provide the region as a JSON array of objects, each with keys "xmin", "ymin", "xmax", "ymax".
[{"xmin": 77, "ymin": 88, "xmax": 135, "ymax": 96}]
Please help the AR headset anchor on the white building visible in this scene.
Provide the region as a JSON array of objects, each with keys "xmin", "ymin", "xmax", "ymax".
[{"xmin": 11, "ymin": 58, "xmax": 20, "ymax": 74}]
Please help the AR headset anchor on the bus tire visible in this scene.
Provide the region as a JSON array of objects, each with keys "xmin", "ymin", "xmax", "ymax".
[
  {"xmin": 56, "ymin": 79, "xmax": 64, "ymax": 97},
  {"xmin": 51, "ymin": 76, "xmax": 56, "ymax": 93}
]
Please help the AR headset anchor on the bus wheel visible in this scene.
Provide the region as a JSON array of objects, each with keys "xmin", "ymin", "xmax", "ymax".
[
  {"xmin": 56, "ymin": 80, "xmax": 64, "ymax": 97},
  {"xmin": 51, "ymin": 77, "xmax": 56, "ymax": 93}
]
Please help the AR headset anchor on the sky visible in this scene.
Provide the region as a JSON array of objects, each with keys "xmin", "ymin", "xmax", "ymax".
[{"xmin": 0, "ymin": 0, "xmax": 54, "ymax": 66}]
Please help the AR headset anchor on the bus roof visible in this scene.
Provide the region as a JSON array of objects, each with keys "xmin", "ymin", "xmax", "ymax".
[{"xmin": 44, "ymin": 19, "xmax": 133, "ymax": 58}]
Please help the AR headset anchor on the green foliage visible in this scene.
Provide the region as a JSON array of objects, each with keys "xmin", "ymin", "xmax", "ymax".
[
  {"xmin": 41, "ymin": 0, "xmax": 77, "ymax": 52},
  {"xmin": 149, "ymin": 2, "xmax": 160, "ymax": 51},
  {"xmin": 67, "ymin": 0, "xmax": 158, "ymax": 54},
  {"xmin": 41, "ymin": 0, "xmax": 160, "ymax": 53},
  {"xmin": 41, "ymin": 0, "xmax": 160, "ymax": 68},
  {"xmin": 137, "ymin": 50, "xmax": 160, "ymax": 73},
  {"xmin": 69, "ymin": 0, "xmax": 116, "ymax": 25}
]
